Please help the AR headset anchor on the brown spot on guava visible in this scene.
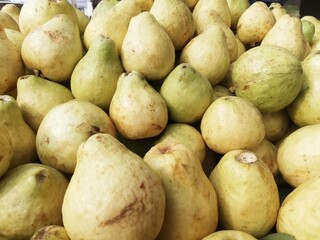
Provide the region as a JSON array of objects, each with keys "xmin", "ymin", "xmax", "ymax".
[
  {"xmin": 35, "ymin": 170, "xmax": 47, "ymax": 183},
  {"xmin": 193, "ymin": 213, "xmax": 203, "ymax": 222},
  {"xmin": 243, "ymin": 84, "xmax": 250, "ymax": 90},
  {"xmin": 95, "ymin": 134, "xmax": 105, "ymax": 141},
  {"xmin": 181, "ymin": 163, "xmax": 189, "ymax": 171},
  {"xmin": 147, "ymin": 103, "xmax": 156, "ymax": 112},
  {"xmin": 89, "ymin": 125, "xmax": 101, "ymax": 136},
  {"xmin": 101, "ymin": 198, "xmax": 140, "ymax": 226},
  {"xmin": 151, "ymin": 123, "xmax": 164, "ymax": 131},
  {"xmin": 44, "ymin": 30, "xmax": 63, "ymax": 41},
  {"xmin": 159, "ymin": 145, "xmax": 172, "ymax": 154},
  {"xmin": 43, "ymin": 136, "xmax": 50, "ymax": 145},
  {"xmin": 172, "ymin": 162, "xmax": 190, "ymax": 180},
  {"xmin": 140, "ymin": 182, "xmax": 145, "ymax": 189}
]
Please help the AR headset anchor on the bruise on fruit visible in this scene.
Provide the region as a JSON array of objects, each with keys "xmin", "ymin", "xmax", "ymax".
[
  {"xmin": 172, "ymin": 162, "xmax": 191, "ymax": 179},
  {"xmin": 100, "ymin": 198, "xmax": 142, "ymax": 226},
  {"xmin": 0, "ymin": 155, "xmax": 2, "ymax": 162},
  {"xmin": 243, "ymin": 84, "xmax": 250, "ymax": 90},
  {"xmin": 42, "ymin": 135, "xmax": 50, "ymax": 145},
  {"xmin": 151, "ymin": 122, "xmax": 164, "ymax": 131},
  {"xmin": 35, "ymin": 170, "xmax": 47, "ymax": 183},
  {"xmin": 193, "ymin": 212, "xmax": 204, "ymax": 222},
  {"xmin": 203, "ymin": 190, "xmax": 211, "ymax": 200},
  {"xmin": 88, "ymin": 125, "xmax": 101, "ymax": 136},
  {"xmin": 95, "ymin": 133, "xmax": 107, "ymax": 143},
  {"xmin": 139, "ymin": 181, "xmax": 145, "ymax": 189},
  {"xmin": 255, "ymin": 160, "xmax": 272, "ymax": 179}
]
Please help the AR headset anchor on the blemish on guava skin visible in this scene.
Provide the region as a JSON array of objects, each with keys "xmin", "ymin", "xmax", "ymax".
[
  {"xmin": 181, "ymin": 163, "xmax": 190, "ymax": 172},
  {"xmin": 95, "ymin": 134, "xmax": 104, "ymax": 140},
  {"xmin": 147, "ymin": 102, "xmax": 156, "ymax": 112},
  {"xmin": 53, "ymin": 230, "xmax": 61, "ymax": 237},
  {"xmin": 35, "ymin": 170, "xmax": 47, "ymax": 183},
  {"xmin": 44, "ymin": 136, "xmax": 50, "ymax": 145},
  {"xmin": 44, "ymin": 30, "xmax": 64, "ymax": 41},
  {"xmin": 88, "ymin": 125, "xmax": 101, "ymax": 136},
  {"xmin": 33, "ymin": 227, "xmax": 47, "ymax": 239},
  {"xmin": 159, "ymin": 146, "xmax": 172, "ymax": 154},
  {"xmin": 151, "ymin": 123, "xmax": 164, "ymax": 131},
  {"xmin": 101, "ymin": 198, "xmax": 140, "ymax": 226},
  {"xmin": 243, "ymin": 84, "xmax": 250, "ymax": 90},
  {"xmin": 140, "ymin": 182, "xmax": 145, "ymax": 189}
]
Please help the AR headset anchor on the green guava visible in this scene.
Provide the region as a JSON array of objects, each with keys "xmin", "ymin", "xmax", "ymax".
[{"xmin": 231, "ymin": 45, "xmax": 303, "ymax": 113}]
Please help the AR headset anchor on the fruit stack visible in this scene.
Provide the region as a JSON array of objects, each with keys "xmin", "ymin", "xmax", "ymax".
[{"xmin": 0, "ymin": 0, "xmax": 320, "ymax": 239}]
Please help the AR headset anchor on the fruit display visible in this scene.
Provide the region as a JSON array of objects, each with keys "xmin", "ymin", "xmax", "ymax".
[{"xmin": 1, "ymin": 0, "xmax": 320, "ymax": 239}]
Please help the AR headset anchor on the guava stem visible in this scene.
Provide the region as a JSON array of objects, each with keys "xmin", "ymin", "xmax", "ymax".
[{"xmin": 236, "ymin": 151, "xmax": 257, "ymax": 164}]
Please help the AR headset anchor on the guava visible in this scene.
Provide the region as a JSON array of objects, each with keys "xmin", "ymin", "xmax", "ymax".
[{"xmin": 232, "ymin": 45, "xmax": 303, "ymax": 113}]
